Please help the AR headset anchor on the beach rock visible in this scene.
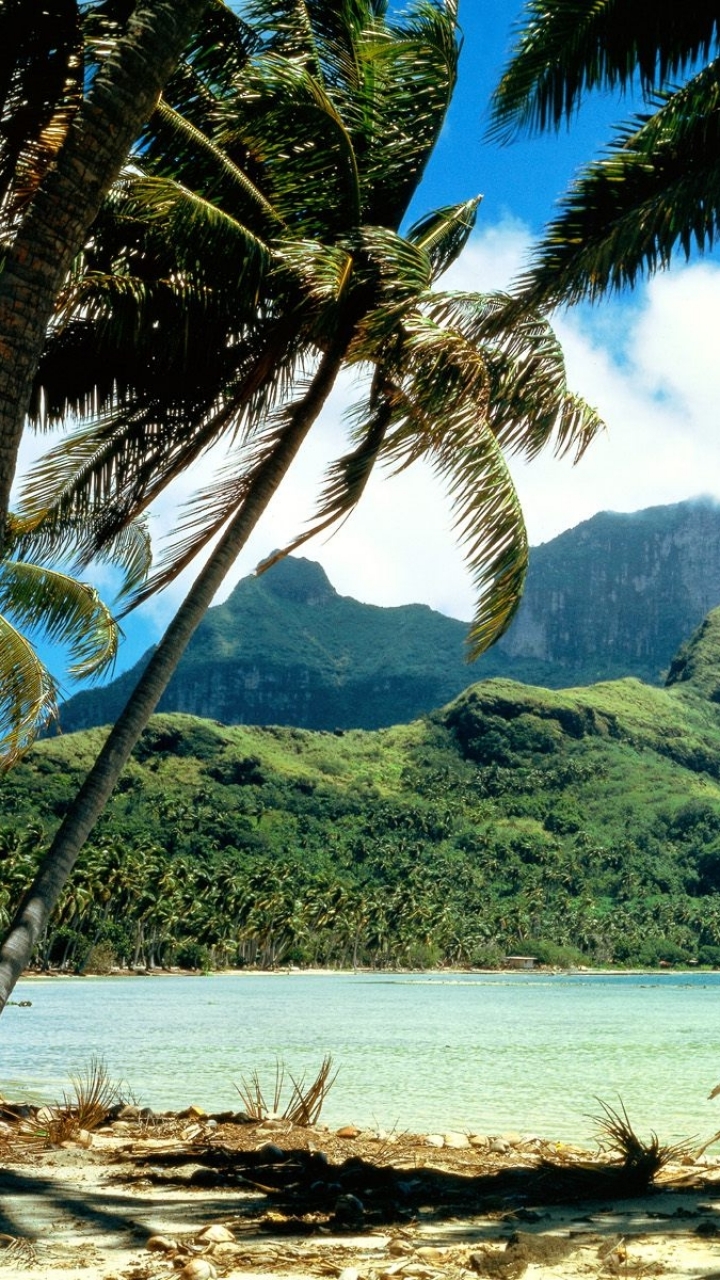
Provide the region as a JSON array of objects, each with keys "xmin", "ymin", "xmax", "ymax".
[
  {"xmin": 469, "ymin": 1134, "xmax": 490, "ymax": 1148},
  {"xmin": 416, "ymin": 1246, "xmax": 449, "ymax": 1262},
  {"xmin": 195, "ymin": 1225, "xmax": 235, "ymax": 1244},
  {"xmin": 489, "ymin": 1138, "xmax": 510, "ymax": 1154},
  {"xmin": 425, "ymin": 1134, "xmax": 444, "ymax": 1148},
  {"xmin": 388, "ymin": 1239, "xmax": 414, "ymax": 1256},
  {"xmin": 334, "ymin": 1193, "xmax": 365, "ymax": 1226},
  {"xmin": 443, "ymin": 1131, "xmax": 469, "ymax": 1149},
  {"xmin": 146, "ymin": 1235, "xmax": 176, "ymax": 1252},
  {"xmin": 337, "ymin": 1125, "xmax": 361, "ymax": 1138},
  {"xmin": 256, "ymin": 1142, "xmax": 287, "ymax": 1161},
  {"xmin": 177, "ymin": 1261, "xmax": 217, "ymax": 1280},
  {"xmin": 338, "ymin": 1268, "xmax": 361, "ymax": 1280}
]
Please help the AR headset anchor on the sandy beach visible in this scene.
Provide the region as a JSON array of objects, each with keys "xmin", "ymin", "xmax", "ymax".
[{"xmin": 1, "ymin": 1105, "xmax": 720, "ymax": 1280}]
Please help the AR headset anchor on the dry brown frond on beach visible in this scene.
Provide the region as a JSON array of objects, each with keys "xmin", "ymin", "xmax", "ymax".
[
  {"xmin": 592, "ymin": 1098, "xmax": 694, "ymax": 1188},
  {"xmin": 236, "ymin": 1055, "xmax": 337, "ymax": 1126}
]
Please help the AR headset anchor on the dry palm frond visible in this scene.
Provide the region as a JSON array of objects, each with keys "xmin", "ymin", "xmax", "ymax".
[
  {"xmin": 592, "ymin": 1099, "xmax": 693, "ymax": 1187},
  {"xmin": 23, "ymin": 1056, "xmax": 122, "ymax": 1146},
  {"xmin": 64, "ymin": 1055, "xmax": 121, "ymax": 1131},
  {"xmin": 285, "ymin": 1055, "xmax": 337, "ymax": 1126},
  {"xmin": 235, "ymin": 1055, "xmax": 337, "ymax": 1126}
]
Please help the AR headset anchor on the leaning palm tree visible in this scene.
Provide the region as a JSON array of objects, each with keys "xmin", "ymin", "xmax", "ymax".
[
  {"xmin": 0, "ymin": 0, "xmax": 603, "ymax": 1011},
  {"xmin": 488, "ymin": 0, "xmax": 720, "ymax": 307}
]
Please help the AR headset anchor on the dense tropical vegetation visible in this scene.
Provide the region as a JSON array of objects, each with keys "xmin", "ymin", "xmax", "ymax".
[
  {"xmin": 6, "ymin": 607, "xmax": 720, "ymax": 972},
  {"xmin": 0, "ymin": 0, "xmax": 602, "ymax": 1011},
  {"xmin": 490, "ymin": 0, "xmax": 720, "ymax": 307}
]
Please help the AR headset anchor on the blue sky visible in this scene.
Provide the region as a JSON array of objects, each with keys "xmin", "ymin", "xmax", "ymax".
[{"xmin": 18, "ymin": 0, "xmax": 720, "ymax": 687}]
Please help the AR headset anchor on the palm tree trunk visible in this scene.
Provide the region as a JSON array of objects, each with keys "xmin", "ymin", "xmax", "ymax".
[
  {"xmin": 0, "ymin": 0, "xmax": 209, "ymax": 533},
  {"xmin": 0, "ymin": 332, "xmax": 350, "ymax": 1013}
]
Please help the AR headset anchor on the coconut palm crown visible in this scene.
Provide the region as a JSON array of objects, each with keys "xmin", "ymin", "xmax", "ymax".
[{"xmin": 489, "ymin": 0, "xmax": 720, "ymax": 307}]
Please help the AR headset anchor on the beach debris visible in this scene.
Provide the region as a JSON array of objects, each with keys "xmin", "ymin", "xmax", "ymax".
[
  {"xmin": 236, "ymin": 1054, "xmax": 337, "ymax": 1127},
  {"xmin": 177, "ymin": 1260, "xmax": 217, "ymax": 1280},
  {"xmin": 146, "ymin": 1234, "xmax": 176, "ymax": 1251},
  {"xmin": 195, "ymin": 1224, "xmax": 235, "ymax": 1244}
]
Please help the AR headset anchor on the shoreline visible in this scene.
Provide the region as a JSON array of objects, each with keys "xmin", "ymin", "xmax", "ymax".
[{"xmin": 14, "ymin": 961, "xmax": 717, "ymax": 983}]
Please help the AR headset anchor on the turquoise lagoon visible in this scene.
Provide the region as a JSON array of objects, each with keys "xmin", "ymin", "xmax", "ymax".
[{"xmin": 2, "ymin": 970, "xmax": 720, "ymax": 1148}]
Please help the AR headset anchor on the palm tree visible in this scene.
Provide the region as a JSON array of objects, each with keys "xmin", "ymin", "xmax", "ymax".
[
  {"xmin": 0, "ymin": 0, "xmax": 603, "ymax": 1012},
  {"xmin": 0, "ymin": 0, "xmax": 210, "ymax": 528},
  {"xmin": 488, "ymin": 0, "xmax": 720, "ymax": 307}
]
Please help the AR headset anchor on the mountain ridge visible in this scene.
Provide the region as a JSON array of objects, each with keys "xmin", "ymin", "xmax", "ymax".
[{"xmin": 60, "ymin": 497, "xmax": 720, "ymax": 732}]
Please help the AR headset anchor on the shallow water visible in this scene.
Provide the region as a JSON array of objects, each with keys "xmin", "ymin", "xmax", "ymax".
[{"xmin": 2, "ymin": 970, "xmax": 720, "ymax": 1147}]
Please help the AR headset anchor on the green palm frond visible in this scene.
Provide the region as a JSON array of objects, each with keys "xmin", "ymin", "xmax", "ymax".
[
  {"xmin": 0, "ymin": 613, "xmax": 59, "ymax": 771},
  {"xmin": 151, "ymin": 99, "xmax": 283, "ymax": 229},
  {"xmin": 0, "ymin": 560, "xmax": 120, "ymax": 680},
  {"xmin": 406, "ymin": 196, "xmax": 482, "ymax": 282},
  {"xmin": 216, "ymin": 52, "xmax": 362, "ymax": 236},
  {"xmin": 121, "ymin": 175, "xmax": 275, "ymax": 286},
  {"xmin": 0, "ymin": 0, "xmax": 82, "ymax": 235},
  {"xmin": 10, "ymin": 512, "xmax": 152, "ymax": 604},
  {"xmin": 349, "ymin": 1, "xmax": 459, "ymax": 225},
  {"xmin": 435, "ymin": 415, "xmax": 529, "ymax": 659},
  {"xmin": 425, "ymin": 292, "xmax": 604, "ymax": 460},
  {"xmin": 489, "ymin": 0, "xmax": 720, "ymax": 141},
  {"xmin": 512, "ymin": 63, "xmax": 720, "ymax": 307}
]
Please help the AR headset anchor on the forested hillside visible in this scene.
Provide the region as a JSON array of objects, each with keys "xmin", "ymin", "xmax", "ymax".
[{"xmin": 6, "ymin": 608, "xmax": 720, "ymax": 972}]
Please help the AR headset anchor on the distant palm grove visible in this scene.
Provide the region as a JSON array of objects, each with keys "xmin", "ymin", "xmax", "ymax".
[{"xmin": 6, "ymin": 606, "xmax": 720, "ymax": 973}]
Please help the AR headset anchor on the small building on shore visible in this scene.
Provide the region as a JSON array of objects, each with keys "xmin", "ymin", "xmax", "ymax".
[{"xmin": 504, "ymin": 955, "xmax": 536, "ymax": 970}]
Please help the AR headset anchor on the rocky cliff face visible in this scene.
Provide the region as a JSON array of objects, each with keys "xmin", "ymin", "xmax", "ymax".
[
  {"xmin": 496, "ymin": 499, "xmax": 720, "ymax": 686},
  {"xmin": 60, "ymin": 498, "xmax": 720, "ymax": 732}
]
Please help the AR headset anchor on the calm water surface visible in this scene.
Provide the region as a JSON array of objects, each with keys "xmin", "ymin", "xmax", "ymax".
[{"xmin": 2, "ymin": 970, "xmax": 720, "ymax": 1147}]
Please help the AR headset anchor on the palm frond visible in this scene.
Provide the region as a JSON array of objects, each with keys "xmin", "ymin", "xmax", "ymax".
[
  {"xmin": 489, "ymin": 0, "xmax": 720, "ymax": 141},
  {"xmin": 350, "ymin": 1, "xmax": 460, "ymax": 225},
  {"xmin": 0, "ymin": 0, "xmax": 82, "ymax": 235},
  {"xmin": 0, "ymin": 613, "xmax": 58, "ymax": 770},
  {"xmin": 511, "ymin": 62, "xmax": 720, "ymax": 307},
  {"xmin": 216, "ymin": 52, "xmax": 362, "ymax": 236},
  {"xmin": 406, "ymin": 196, "xmax": 482, "ymax": 282},
  {"xmin": 151, "ymin": 98, "xmax": 284, "ymax": 229},
  {"xmin": 10, "ymin": 513, "xmax": 152, "ymax": 605},
  {"xmin": 121, "ymin": 175, "xmax": 275, "ymax": 286},
  {"xmin": 0, "ymin": 560, "xmax": 120, "ymax": 681},
  {"xmin": 425, "ymin": 292, "xmax": 605, "ymax": 460}
]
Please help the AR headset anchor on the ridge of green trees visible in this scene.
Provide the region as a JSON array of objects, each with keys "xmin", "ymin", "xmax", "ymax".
[{"xmin": 6, "ymin": 613, "xmax": 720, "ymax": 973}]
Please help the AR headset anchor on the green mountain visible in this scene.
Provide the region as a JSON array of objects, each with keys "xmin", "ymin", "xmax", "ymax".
[
  {"xmin": 60, "ymin": 498, "xmax": 720, "ymax": 733},
  {"xmin": 7, "ymin": 605, "xmax": 720, "ymax": 972}
]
